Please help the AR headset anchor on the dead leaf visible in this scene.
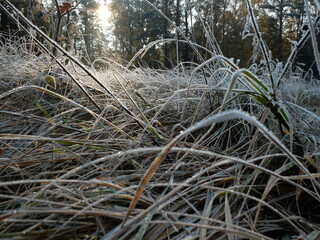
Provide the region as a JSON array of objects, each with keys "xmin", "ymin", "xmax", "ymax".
[
  {"xmin": 0, "ymin": 213, "xmax": 14, "ymax": 222},
  {"xmin": 59, "ymin": 2, "xmax": 72, "ymax": 14}
]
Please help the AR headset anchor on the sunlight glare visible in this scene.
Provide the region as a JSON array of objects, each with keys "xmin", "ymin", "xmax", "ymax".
[{"xmin": 97, "ymin": 4, "xmax": 111, "ymax": 29}]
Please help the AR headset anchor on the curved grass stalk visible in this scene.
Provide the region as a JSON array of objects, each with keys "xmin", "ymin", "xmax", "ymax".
[
  {"xmin": 107, "ymin": 160, "xmax": 314, "ymax": 239},
  {"xmin": 127, "ymin": 38, "xmax": 215, "ymax": 69},
  {"xmin": 121, "ymin": 110, "xmax": 320, "ymax": 227}
]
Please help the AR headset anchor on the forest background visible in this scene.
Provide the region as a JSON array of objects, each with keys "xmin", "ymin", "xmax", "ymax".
[{"xmin": 0, "ymin": 0, "xmax": 317, "ymax": 74}]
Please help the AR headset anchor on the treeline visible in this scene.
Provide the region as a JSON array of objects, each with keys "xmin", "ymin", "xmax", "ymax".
[
  {"xmin": 110, "ymin": 0, "xmax": 314, "ymax": 68},
  {"xmin": 0, "ymin": 0, "xmax": 318, "ymax": 71}
]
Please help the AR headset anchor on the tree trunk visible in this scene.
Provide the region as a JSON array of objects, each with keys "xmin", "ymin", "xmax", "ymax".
[
  {"xmin": 175, "ymin": 0, "xmax": 180, "ymax": 64},
  {"xmin": 278, "ymin": 0, "xmax": 283, "ymax": 61}
]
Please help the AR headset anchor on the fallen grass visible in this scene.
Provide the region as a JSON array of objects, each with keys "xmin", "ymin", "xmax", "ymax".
[
  {"xmin": 1, "ymin": 37, "xmax": 320, "ymax": 240},
  {"xmin": 1, "ymin": 5, "xmax": 320, "ymax": 240}
]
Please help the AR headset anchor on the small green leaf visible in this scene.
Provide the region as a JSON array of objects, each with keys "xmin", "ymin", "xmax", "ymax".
[
  {"xmin": 36, "ymin": 102, "xmax": 51, "ymax": 117},
  {"xmin": 242, "ymin": 70, "xmax": 269, "ymax": 92},
  {"xmin": 44, "ymin": 75, "xmax": 56, "ymax": 89}
]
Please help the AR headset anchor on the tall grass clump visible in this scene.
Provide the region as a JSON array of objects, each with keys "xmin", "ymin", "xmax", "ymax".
[{"xmin": 0, "ymin": 0, "xmax": 320, "ymax": 239}]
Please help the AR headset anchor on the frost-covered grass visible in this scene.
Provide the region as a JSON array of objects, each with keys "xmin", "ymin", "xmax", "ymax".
[
  {"xmin": 1, "ymin": 1, "xmax": 320, "ymax": 239},
  {"xmin": 1, "ymin": 35, "xmax": 320, "ymax": 240}
]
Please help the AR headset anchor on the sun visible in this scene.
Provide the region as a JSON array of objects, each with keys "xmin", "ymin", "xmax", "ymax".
[{"xmin": 97, "ymin": 4, "xmax": 112, "ymax": 29}]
